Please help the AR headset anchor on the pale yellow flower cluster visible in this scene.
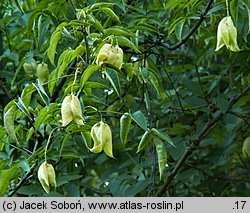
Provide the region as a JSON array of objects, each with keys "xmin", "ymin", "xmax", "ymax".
[
  {"xmin": 61, "ymin": 94, "xmax": 84, "ymax": 126},
  {"xmin": 38, "ymin": 161, "xmax": 56, "ymax": 194},
  {"xmin": 215, "ymin": 16, "xmax": 240, "ymax": 52},
  {"xmin": 90, "ymin": 121, "xmax": 114, "ymax": 158},
  {"xmin": 38, "ymin": 43, "xmax": 122, "ymax": 193},
  {"xmin": 96, "ymin": 43, "xmax": 123, "ymax": 69}
]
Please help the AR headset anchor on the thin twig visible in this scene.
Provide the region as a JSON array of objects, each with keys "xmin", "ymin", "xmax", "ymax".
[
  {"xmin": 194, "ymin": 64, "xmax": 209, "ymax": 104},
  {"xmin": 161, "ymin": 65, "xmax": 184, "ymax": 111},
  {"xmin": 82, "ymin": 28, "xmax": 90, "ymax": 64},
  {"xmin": 157, "ymin": 0, "xmax": 214, "ymax": 50}
]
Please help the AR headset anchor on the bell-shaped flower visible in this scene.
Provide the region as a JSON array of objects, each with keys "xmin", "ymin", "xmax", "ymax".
[
  {"xmin": 215, "ymin": 16, "xmax": 240, "ymax": 52},
  {"xmin": 242, "ymin": 137, "xmax": 250, "ymax": 158},
  {"xmin": 37, "ymin": 62, "xmax": 49, "ymax": 83},
  {"xmin": 96, "ymin": 43, "xmax": 123, "ymax": 69},
  {"xmin": 61, "ymin": 94, "xmax": 84, "ymax": 126},
  {"xmin": 38, "ymin": 161, "xmax": 56, "ymax": 193},
  {"xmin": 23, "ymin": 58, "xmax": 37, "ymax": 77},
  {"xmin": 90, "ymin": 121, "xmax": 114, "ymax": 158}
]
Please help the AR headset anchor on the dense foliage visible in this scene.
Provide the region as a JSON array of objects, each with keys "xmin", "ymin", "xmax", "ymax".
[{"xmin": 0, "ymin": 0, "xmax": 250, "ymax": 197}]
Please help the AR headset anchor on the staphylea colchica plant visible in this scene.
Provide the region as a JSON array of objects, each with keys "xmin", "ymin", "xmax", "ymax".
[{"xmin": 0, "ymin": 0, "xmax": 250, "ymax": 196}]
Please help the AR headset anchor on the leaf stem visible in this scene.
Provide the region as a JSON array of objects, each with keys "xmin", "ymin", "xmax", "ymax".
[
  {"xmin": 71, "ymin": 68, "xmax": 79, "ymax": 94},
  {"xmin": 226, "ymin": 0, "xmax": 230, "ymax": 16},
  {"xmin": 45, "ymin": 127, "xmax": 60, "ymax": 161}
]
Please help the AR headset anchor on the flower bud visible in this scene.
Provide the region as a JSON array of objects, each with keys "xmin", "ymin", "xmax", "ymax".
[
  {"xmin": 90, "ymin": 121, "xmax": 114, "ymax": 158},
  {"xmin": 96, "ymin": 43, "xmax": 123, "ymax": 69},
  {"xmin": 215, "ymin": 16, "xmax": 240, "ymax": 52},
  {"xmin": 38, "ymin": 161, "xmax": 56, "ymax": 193},
  {"xmin": 23, "ymin": 58, "xmax": 37, "ymax": 77},
  {"xmin": 242, "ymin": 137, "xmax": 250, "ymax": 158},
  {"xmin": 37, "ymin": 62, "xmax": 49, "ymax": 83},
  {"xmin": 61, "ymin": 94, "xmax": 84, "ymax": 126}
]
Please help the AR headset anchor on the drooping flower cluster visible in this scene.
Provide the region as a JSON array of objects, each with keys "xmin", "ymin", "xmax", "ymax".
[
  {"xmin": 23, "ymin": 59, "xmax": 49, "ymax": 83},
  {"xmin": 61, "ymin": 94, "xmax": 84, "ymax": 126},
  {"xmin": 23, "ymin": 58, "xmax": 37, "ymax": 77},
  {"xmin": 90, "ymin": 121, "xmax": 114, "ymax": 158},
  {"xmin": 38, "ymin": 161, "xmax": 56, "ymax": 194},
  {"xmin": 37, "ymin": 62, "xmax": 49, "ymax": 84},
  {"xmin": 215, "ymin": 16, "xmax": 240, "ymax": 52},
  {"xmin": 96, "ymin": 43, "xmax": 123, "ymax": 69},
  {"xmin": 40, "ymin": 43, "xmax": 122, "ymax": 193}
]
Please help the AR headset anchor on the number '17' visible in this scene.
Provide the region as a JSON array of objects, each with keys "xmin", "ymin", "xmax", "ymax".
[{"xmin": 235, "ymin": 201, "xmax": 246, "ymax": 209}]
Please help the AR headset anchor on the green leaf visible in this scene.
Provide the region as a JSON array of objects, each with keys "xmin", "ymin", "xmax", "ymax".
[
  {"xmin": 124, "ymin": 63, "xmax": 134, "ymax": 81},
  {"xmin": 175, "ymin": 21, "xmax": 185, "ymax": 41},
  {"xmin": 62, "ymin": 27, "xmax": 76, "ymax": 40},
  {"xmin": 4, "ymin": 106, "xmax": 18, "ymax": 142},
  {"xmin": 90, "ymin": 2, "xmax": 116, "ymax": 10},
  {"xmin": 47, "ymin": 22, "xmax": 68, "ymax": 66},
  {"xmin": 217, "ymin": 95, "xmax": 229, "ymax": 113},
  {"xmin": 33, "ymin": 81, "xmax": 50, "ymax": 107},
  {"xmin": 85, "ymin": 81, "xmax": 109, "ymax": 89},
  {"xmin": 57, "ymin": 174, "xmax": 83, "ymax": 187},
  {"xmin": 81, "ymin": 132, "xmax": 92, "ymax": 150},
  {"xmin": 41, "ymin": 10, "xmax": 58, "ymax": 26},
  {"xmin": 48, "ymin": 68, "xmax": 58, "ymax": 95},
  {"xmin": 34, "ymin": 103, "xmax": 58, "ymax": 130},
  {"xmin": 69, "ymin": 45, "xmax": 86, "ymax": 62},
  {"xmin": 15, "ymin": 97, "xmax": 31, "ymax": 118},
  {"xmin": 26, "ymin": 127, "xmax": 35, "ymax": 142},
  {"xmin": 182, "ymin": 78, "xmax": 203, "ymax": 97},
  {"xmin": 137, "ymin": 130, "xmax": 152, "ymax": 153},
  {"xmin": 87, "ymin": 14, "xmax": 104, "ymax": 33},
  {"xmin": 27, "ymin": 10, "xmax": 42, "ymax": 35},
  {"xmin": 0, "ymin": 127, "xmax": 6, "ymax": 151},
  {"xmin": 125, "ymin": 180, "xmax": 149, "ymax": 196},
  {"xmin": 88, "ymin": 20, "xmax": 104, "ymax": 34},
  {"xmin": 20, "ymin": 160, "xmax": 31, "ymax": 172},
  {"xmin": 21, "ymin": 84, "xmax": 35, "ymax": 108},
  {"xmin": 57, "ymin": 48, "xmax": 71, "ymax": 66},
  {"xmin": 168, "ymin": 17, "xmax": 186, "ymax": 36},
  {"xmin": 242, "ymin": 0, "xmax": 250, "ymax": 32},
  {"xmin": 101, "ymin": 7, "xmax": 120, "ymax": 22},
  {"xmin": 148, "ymin": 70, "xmax": 165, "ymax": 98},
  {"xmin": 137, "ymin": 23, "xmax": 159, "ymax": 33},
  {"xmin": 116, "ymin": 36, "xmax": 140, "ymax": 52},
  {"xmin": 34, "ymin": 107, "xmax": 49, "ymax": 131},
  {"xmin": 60, "ymin": 134, "xmax": 70, "ymax": 154},
  {"xmin": 80, "ymin": 64, "xmax": 100, "ymax": 89},
  {"xmin": 155, "ymin": 138, "xmax": 167, "ymax": 180},
  {"xmin": 105, "ymin": 70, "xmax": 121, "ymax": 98},
  {"xmin": 120, "ymin": 113, "xmax": 132, "ymax": 146},
  {"xmin": 104, "ymin": 27, "xmax": 137, "ymax": 37},
  {"xmin": 151, "ymin": 128, "xmax": 175, "ymax": 147},
  {"xmin": 47, "ymin": 31, "xmax": 61, "ymax": 66},
  {"xmin": 0, "ymin": 163, "xmax": 20, "ymax": 196},
  {"xmin": 131, "ymin": 111, "xmax": 148, "ymax": 130},
  {"xmin": 57, "ymin": 62, "xmax": 68, "ymax": 80},
  {"xmin": 230, "ymin": 0, "xmax": 239, "ymax": 24}
]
